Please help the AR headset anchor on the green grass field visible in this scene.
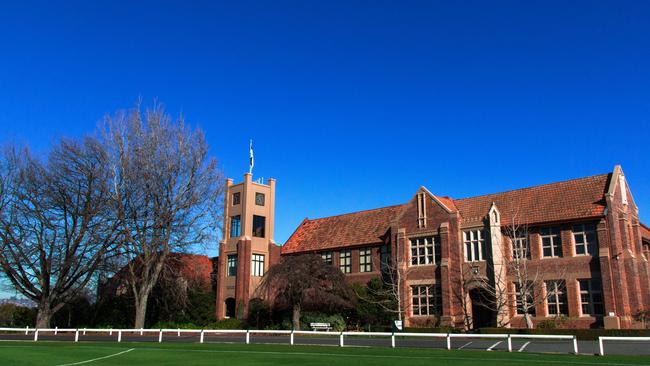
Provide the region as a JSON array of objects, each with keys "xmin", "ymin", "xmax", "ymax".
[{"xmin": 1, "ymin": 341, "xmax": 650, "ymax": 366}]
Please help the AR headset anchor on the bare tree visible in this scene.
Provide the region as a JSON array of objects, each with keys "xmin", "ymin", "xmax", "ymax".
[
  {"xmin": 0, "ymin": 139, "xmax": 119, "ymax": 327},
  {"xmin": 468, "ymin": 208, "xmax": 567, "ymax": 329},
  {"xmin": 102, "ymin": 102, "xmax": 224, "ymax": 328},
  {"xmin": 503, "ymin": 214, "xmax": 537, "ymax": 329},
  {"xmin": 257, "ymin": 254, "xmax": 354, "ymax": 330},
  {"xmin": 355, "ymin": 241, "xmax": 411, "ymax": 323}
]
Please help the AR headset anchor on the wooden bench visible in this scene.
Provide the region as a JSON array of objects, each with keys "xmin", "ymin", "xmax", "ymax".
[{"xmin": 310, "ymin": 322, "xmax": 332, "ymax": 331}]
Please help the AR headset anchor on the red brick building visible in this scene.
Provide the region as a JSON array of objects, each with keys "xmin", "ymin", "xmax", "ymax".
[{"xmin": 217, "ymin": 166, "xmax": 650, "ymax": 329}]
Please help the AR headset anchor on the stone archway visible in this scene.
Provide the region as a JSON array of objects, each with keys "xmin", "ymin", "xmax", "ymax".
[{"xmin": 469, "ymin": 287, "xmax": 496, "ymax": 329}]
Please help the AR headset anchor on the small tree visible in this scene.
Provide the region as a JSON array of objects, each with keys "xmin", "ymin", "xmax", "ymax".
[
  {"xmin": 102, "ymin": 102, "xmax": 224, "ymax": 328},
  {"xmin": 257, "ymin": 254, "xmax": 354, "ymax": 330},
  {"xmin": 354, "ymin": 237, "xmax": 411, "ymax": 324}
]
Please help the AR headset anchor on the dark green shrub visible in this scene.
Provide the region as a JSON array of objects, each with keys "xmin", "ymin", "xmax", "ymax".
[
  {"xmin": 247, "ymin": 298, "xmax": 271, "ymax": 330},
  {"xmin": 207, "ymin": 318, "xmax": 244, "ymax": 329}
]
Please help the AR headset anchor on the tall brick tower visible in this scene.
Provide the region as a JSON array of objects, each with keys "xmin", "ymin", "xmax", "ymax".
[{"xmin": 215, "ymin": 173, "xmax": 281, "ymax": 319}]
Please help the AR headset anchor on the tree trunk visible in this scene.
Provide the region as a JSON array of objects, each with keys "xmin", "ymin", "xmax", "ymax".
[
  {"xmin": 35, "ymin": 306, "xmax": 52, "ymax": 328},
  {"xmin": 292, "ymin": 303, "xmax": 301, "ymax": 330},
  {"xmin": 525, "ymin": 313, "xmax": 534, "ymax": 329},
  {"xmin": 134, "ymin": 295, "xmax": 149, "ymax": 329}
]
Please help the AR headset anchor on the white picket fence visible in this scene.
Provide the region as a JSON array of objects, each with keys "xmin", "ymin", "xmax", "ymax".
[
  {"xmin": 598, "ymin": 336, "xmax": 650, "ymax": 356},
  {"xmin": 2, "ymin": 326, "xmax": 649, "ymax": 356}
]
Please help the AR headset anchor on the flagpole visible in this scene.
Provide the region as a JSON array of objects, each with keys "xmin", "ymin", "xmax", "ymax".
[{"xmin": 249, "ymin": 139, "xmax": 254, "ymax": 175}]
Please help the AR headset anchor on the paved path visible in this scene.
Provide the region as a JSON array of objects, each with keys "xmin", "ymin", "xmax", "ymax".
[{"xmin": 1, "ymin": 332, "xmax": 650, "ymax": 356}]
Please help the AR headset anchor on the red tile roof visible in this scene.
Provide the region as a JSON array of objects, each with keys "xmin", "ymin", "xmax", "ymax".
[
  {"xmin": 282, "ymin": 173, "xmax": 613, "ymax": 253},
  {"xmin": 282, "ymin": 204, "xmax": 406, "ymax": 254},
  {"xmin": 455, "ymin": 173, "xmax": 611, "ymax": 226}
]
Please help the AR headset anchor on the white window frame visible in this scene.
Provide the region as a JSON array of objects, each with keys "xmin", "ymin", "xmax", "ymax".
[
  {"xmin": 579, "ymin": 279, "xmax": 604, "ymax": 316},
  {"xmin": 512, "ymin": 231, "xmax": 530, "ymax": 260},
  {"xmin": 411, "ymin": 284, "xmax": 441, "ymax": 316},
  {"xmin": 463, "ymin": 229, "xmax": 486, "ymax": 262},
  {"xmin": 359, "ymin": 248, "xmax": 372, "ymax": 272},
  {"xmin": 573, "ymin": 223, "xmax": 597, "ymax": 256},
  {"xmin": 545, "ymin": 280, "xmax": 567, "ymax": 316},
  {"xmin": 252, "ymin": 254, "xmax": 265, "ymax": 277},
  {"xmin": 410, "ymin": 236, "xmax": 437, "ymax": 266},
  {"xmin": 339, "ymin": 250, "xmax": 351, "ymax": 274},
  {"xmin": 321, "ymin": 251, "xmax": 333, "ymax": 265},
  {"xmin": 514, "ymin": 282, "xmax": 536, "ymax": 316},
  {"xmin": 541, "ymin": 227, "xmax": 562, "ymax": 258}
]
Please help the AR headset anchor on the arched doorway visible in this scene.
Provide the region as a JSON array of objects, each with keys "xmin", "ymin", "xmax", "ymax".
[
  {"xmin": 469, "ymin": 288, "xmax": 496, "ymax": 329},
  {"xmin": 225, "ymin": 298, "xmax": 236, "ymax": 318}
]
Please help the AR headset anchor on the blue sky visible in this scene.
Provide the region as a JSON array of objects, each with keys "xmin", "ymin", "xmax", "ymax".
[{"xmin": 0, "ymin": 1, "xmax": 649, "ymax": 261}]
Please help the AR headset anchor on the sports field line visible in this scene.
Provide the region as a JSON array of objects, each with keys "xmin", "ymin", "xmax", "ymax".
[
  {"xmin": 486, "ymin": 341, "xmax": 502, "ymax": 351},
  {"xmin": 518, "ymin": 341, "xmax": 531, "ymax": 352},
  {"xmin": 132, "ymin": 346, "xmax": 650, "ymax": 366},
  {"xmin": 54, "ymin": 348, "xmax": 134, "ymax": 366}
]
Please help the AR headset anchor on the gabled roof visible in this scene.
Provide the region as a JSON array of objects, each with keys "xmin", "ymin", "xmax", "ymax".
[
  {"xmin": 281, "ymin": 204, "xmax": 406, "ymax": 254},
  {"xmin": 455, "ymin": 173, "xmax": 611, "ymax": 226},
  {"xmin": 281, "ymin": 172, "xmax": 614, "ymax": 254}
]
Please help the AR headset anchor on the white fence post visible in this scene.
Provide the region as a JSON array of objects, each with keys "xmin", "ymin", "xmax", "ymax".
[
  {"xmin": 33, "ymin": 329, "xmax": 38, "ymax": 342},
  {"xmin": 391, "ymin": 333, "xmax": 395, "ymax": 348},
  {"xmin": 177, "ymin": 328, "xmax": 180, "ymax": 337},
  {"xmin": 140, "ymin": 328, "xmax": 143, "ymax": 336},
  {"xmin": 290, "ymin": 330, "xmax": 294, "ymax": 345},
  {"xmin": 159, "ymin": 329, "xmax": 163, "ymax": 343},
  {"xmin": 25, "ymin": 326, "xmax": 29, "ymax": 335},
  {"xmin": 109, "ymin": 329, "xmax": 113, "ymax": 336},
  {"xmin": 246, "ymin": 330, "xmax": 250, "ymax": 345},
  {"xmin": 83, "ymin": 328, "xmax": 86, "ymax": 336},
  {"xmin": 117, "ymin": 330, "xmax": 122, "ymax": 342},
  {"xmin": 339, "ymin": 332, "xmax": 344, "ymax": 347},
  {"xmin": 75, "ymin": 330, "xmax": 79, "ymax": 342},
  {"xmin": 507, "ymin": 334, "xmax": 512, "ymax": 352},
  {"xmin": 54, "ymin": 326, "xmax": 58, "ymax": 335},
  {"xmin": 446, "ymin": 333, "xmax": 451, "ymax": 350},
  {"xmin": 598, "ymin": 337, "xmax": 604, "ymax": 356},
  {"xmin": 573, "ymin": 336, "xmax": 578, "ymax": 354},
  {"xmin": 200, "ymin": 330, "xmax": 204, "ymax": 344}
]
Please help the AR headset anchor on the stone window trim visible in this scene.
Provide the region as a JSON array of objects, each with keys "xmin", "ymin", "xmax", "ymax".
[
  {"xmin": 417, "ymin": 192, "xmax": 427, "ymax": 228},
  {"xmin": 409, "ymin": 235, "xmax": 440, "ymax": 267},
  {"xmin": 540, "ymin": 227, "xmax": 563, "ymax": 258},
  {"xmin": 578, "ymin": 278, "xmax": 604, "ymax": 317},
  {"xmin": 545, "ymin": 280, "xmax": 568, "ymax": 316},
  {"xmin": 513, "ymin": 281, "xmax": 536, "ymax": 316},
  {"xmin": 511, "ymin": 230, "xmax": 531, "ymax": 260},
  {"xmin": 463, "ymin": 229, "xmax": 487, "ymax": 263},
  {"xmin": 410, "ymin": 284, "xmax": 442, "ymax": 317},
  {"xmin": 572, "ymin": 223, "xmax": 598, "ymax": 257}
]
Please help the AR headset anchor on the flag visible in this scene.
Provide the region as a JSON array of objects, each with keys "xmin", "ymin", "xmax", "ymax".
[{"xmin": 249, "ymin": 139, "xmax": 254, "ymax": 174}]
